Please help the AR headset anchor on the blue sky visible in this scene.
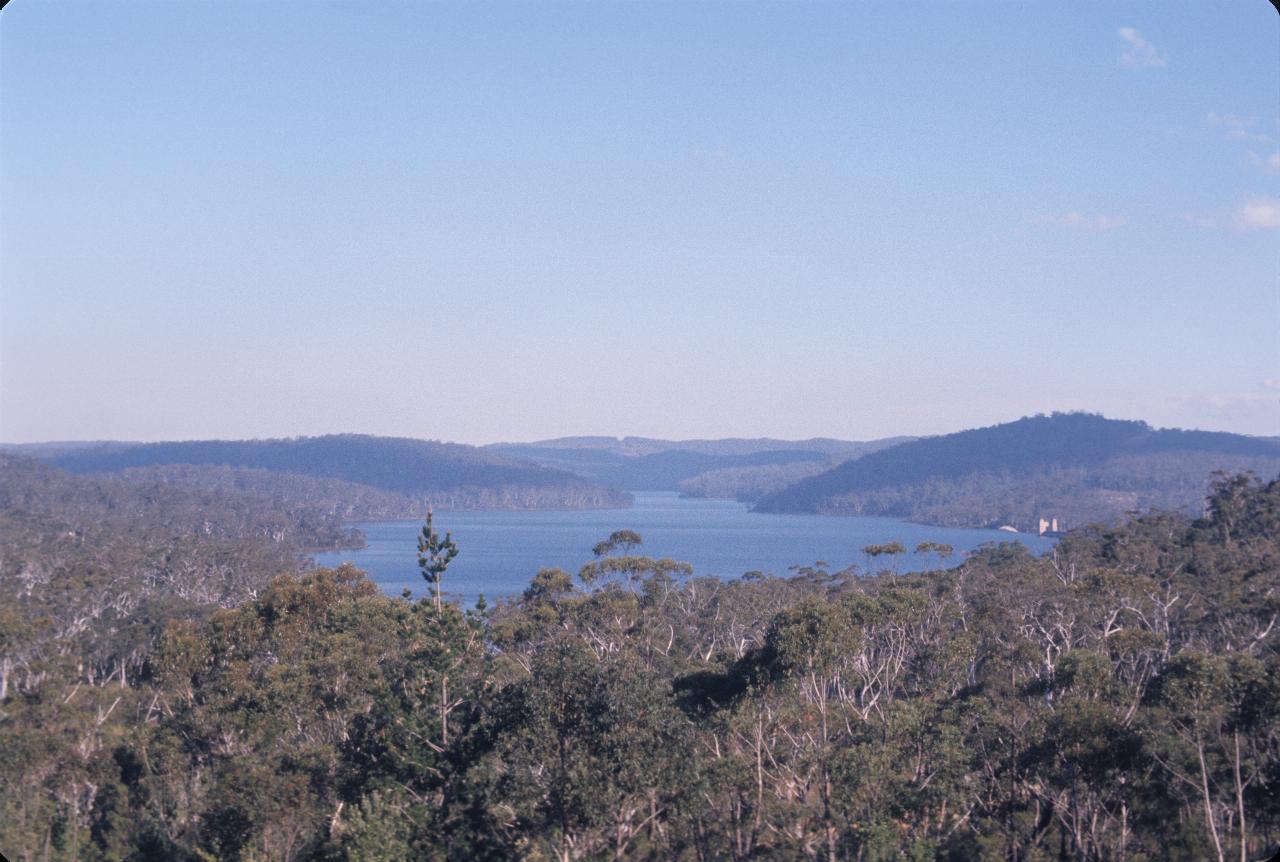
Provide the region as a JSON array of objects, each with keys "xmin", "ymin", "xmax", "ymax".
[{"xmin": 1, "ymin": 1, "xmax": 1277, "ymax": 443}]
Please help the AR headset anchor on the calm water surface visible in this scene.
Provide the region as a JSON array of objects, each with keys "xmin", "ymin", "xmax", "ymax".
[{"xmin": 313, "ymin": 492, "xmax": 1055, "ymax": 603}]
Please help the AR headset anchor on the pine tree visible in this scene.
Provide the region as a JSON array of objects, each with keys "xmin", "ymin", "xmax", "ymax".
[{"xmin": 417, "ymin": 509, "xmax": 459, "ymax": 612}]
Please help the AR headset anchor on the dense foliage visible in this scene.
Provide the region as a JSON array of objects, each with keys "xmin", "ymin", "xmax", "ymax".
[
  {"xmin": 491, "ymin": 436, "xmax": 903, "ymax": 459},
  {"xmin": 678, "ymin": 460, "xmax": 834, "ymax": 503},
  {"xmin": 0, "ymin": 455, "xmax": 355, "ymax": 698},
  {"xmin": 755, "ymin": 413, "xmax": 1280, "ymax": 531},
  {"xmin": 487, "ymin": 446, "xmax": 831, "ymax": 492},
  {"xmin": 487, "ymin": 437, "xmax": 910, "ymax": 492},
  {"xmin": 112, "ymin": 463, "xmax": 623, "ymax": 519},
  {"xmin": 36, "ymin": 435, "xmax": 632, "ymax": 511},
  {"xmin": 2, "ymin": 464, "xmax": 1278, "ymax": 861}
]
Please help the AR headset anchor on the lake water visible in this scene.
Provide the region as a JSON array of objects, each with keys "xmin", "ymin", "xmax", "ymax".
[{"xmin": 313, "ymin": 492, "xmax": 1056, "ymax": 603}]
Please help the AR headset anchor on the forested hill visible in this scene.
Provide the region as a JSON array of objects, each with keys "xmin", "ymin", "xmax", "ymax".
[
  {"xmin": 0, "ymin": 453, "xmax": 351, "ymax": 605},
  {"xmin": 4, "ymin": 471, "xmax": 1277, "ymax": 860},
  {"xmin": 486, "ymin": 444, "xmax": 827, "ymax": 491},
  {"xmin": 754, "ymin": 413, "xmax": 1280, "ymax": 529},
  {"xmin": 495, "ymin": 435, "xmax": 909, "ymax": 458},
  {"xmin": 38, "ymin": 434, "xmax": 630, "ymax": 510},
  {"xmin": 487, "ymin": 436, "xmax": 909, "ymax": 491}
]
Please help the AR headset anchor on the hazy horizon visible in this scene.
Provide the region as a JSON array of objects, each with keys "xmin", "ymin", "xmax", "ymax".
[
  {"xmin": 2, "ymin": 1, "xmax": 1277, "ymax": 444},
  {"xmin": 2, "ymin": 408, "xmax": 1277, "ymax": 450}
]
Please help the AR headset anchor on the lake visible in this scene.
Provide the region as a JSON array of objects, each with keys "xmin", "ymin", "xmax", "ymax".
[{"xmin": 313, "ymin": 491, "xmax": 1056, "ymax": 603}]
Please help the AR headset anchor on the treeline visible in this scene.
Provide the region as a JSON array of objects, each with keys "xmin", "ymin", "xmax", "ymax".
[
  {"xmin": 118, "ymin": 463, "xmax": 626, "ymax": 520},
  {"xmin": 0, "ymin": 455, "xmax": 353, "ymax": 697},
  {"xmin": 489, "ymin": 436, "xmax": 910, "ymax": 494},
  {"xmin": 488, "ymin": 445, "xmax": 832, "ymax": 492},
  {"xmin": 490, "ymin": 435, "xmax": 901, "ymax": 459},
  {"xmin": 756, "ymin": 413, "xmax": 1280, "ymax": 531},
  {"xmin": 812, "ymin": 452, "xmax": 1280, "ymax": 530},
  {"xmin": 0, "ymin": 456, "xmax": 362, "ymax": 553},
  {"xmin": 678, "ymin": 460, "xmax": 833, "ymax": 502},
  {"xmin": 39, "ymin": 434, "xmax": 633, "ymax": 511},
  {"xmin": 2, "ymin": 470, "xmax": 1277, "ymax": 860}
]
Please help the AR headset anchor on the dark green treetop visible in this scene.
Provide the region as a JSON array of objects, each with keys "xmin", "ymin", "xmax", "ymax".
[
  {"xmin": 592, "ymin": 529, "xmax": 643, "ymax": 557},
  {"xmin": 417, "ymin": 509, "xmax": 459, "ymax": 612}
]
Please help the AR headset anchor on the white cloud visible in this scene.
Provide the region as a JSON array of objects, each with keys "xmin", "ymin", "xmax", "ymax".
[
  {"xmin": 1248, "ymin": 151, "xmax": 1280, "ymax": 174},
  {"xmin": 1179, "ymin": 211, "xmax": 1220, "ymax": 229},
  {"xmin": 1207, "ymin": 112, "xmax": 1272, "ymax": 144},
  {"xmin": 1182, "ymin": 198, "xmax": 1280, "ymax": 231},
  {"xmin": 1038, "ymin": 212, "xmax": 1127, "ymax": 231},
  {"xmin": 1091, "ymin": 214, "xmax": 1127, "ymax": 230},
  {"xmin": 1235, "ymin": 196, "xmax": 1280, "ymax": 231},
  {"xmin": 1161, "ymin": 389, "xmax": 1280, "ymax": 433},
  {"xmin": 1118, "ymin": 27, "xmax": 1166, "ymax": 68}
]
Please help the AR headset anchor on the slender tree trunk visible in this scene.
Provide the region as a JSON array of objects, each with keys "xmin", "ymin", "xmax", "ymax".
[
  {"xmin": 755, "ymin": 716, "xmax": 765, "ymax": 841},
  {"xmin": 1233, "ymin": 731, "xmax": 1246, "ymax": 862},
  {"xmin": 1197, "ymin": 737, "xmax": 1225, "ymax": 862},
  {"xmin": 1121, "ymin": 800, "xmax": 1129, "ymax": 861},
  {"xmin": 559, "ymin": 732, "xmax": 572, "ymax": 862},
  {"xmin": 440, "ymin": 674, "xmax": 449, "ymax": 746}
]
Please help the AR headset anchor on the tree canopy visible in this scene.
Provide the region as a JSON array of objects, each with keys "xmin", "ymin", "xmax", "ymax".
[{"xmin": 2, "ymin": 463, "xmax": 1278, "ymax": 861}]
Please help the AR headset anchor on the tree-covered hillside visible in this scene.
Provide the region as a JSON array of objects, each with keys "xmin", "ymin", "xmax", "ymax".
[
  {"xmin": 494, "ymin": 435, "xmax": 910, "ymax": 458},
  {"xmin": 0, "ymin": 454, "xmax": 353, "ymax": 698},
  {"xmin": 678, "ymin": 459, "xmax": 834, "ymax": 502},
  {"xmin": 39, "ymin": 435, "xmax": 631, "ymax": 511},
  {"xmin": 489, "ymin": 436, "xmax": 910, "ymax": 492},
  {"xmin": 488, "ymin": 444, "xmax": 831, "ymax": 491},
  {"xmin": 755, "ymin": 413, "xmax": 1280, "ymax": 530},
  {"xmin": 2, "ymin": 471, "xmax": 1277, "ymax": 861}
]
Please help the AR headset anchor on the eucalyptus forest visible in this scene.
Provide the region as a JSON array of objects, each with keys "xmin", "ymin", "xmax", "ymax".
[
  {"xmin": 2, "ymin": 451, "xmax": 1278, "ymax": 861},
  {"xmin": 5, "ymin": 0, "xmax": 1277, "ymax": 859}
]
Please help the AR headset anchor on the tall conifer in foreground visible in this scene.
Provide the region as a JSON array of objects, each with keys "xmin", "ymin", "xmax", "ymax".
[{"xmin": 417, "ymin": 509, "xmax": 459, "ymax": 612}]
